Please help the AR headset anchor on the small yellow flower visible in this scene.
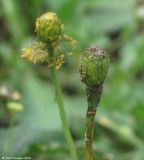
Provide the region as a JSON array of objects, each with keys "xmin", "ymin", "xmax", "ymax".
[
  {"xmin": 35, "ymin": 12, "xmax": 63, "ymax": 43},
  {"xmin": 21, "ymin": 12, "xmax": 77, "ymax": 70},
  {"xmin": 21, "ymin": 40, "xmax": 48, "ymax": 64}
]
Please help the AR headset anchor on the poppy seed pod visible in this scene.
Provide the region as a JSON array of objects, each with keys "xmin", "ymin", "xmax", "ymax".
[
  {"xmin": 35, "ymin": 12, "xmax": 63, "ymax": 43},
  {"xmin": 79, "ymin": 47, "xmax": 109, "ymax": 87}
]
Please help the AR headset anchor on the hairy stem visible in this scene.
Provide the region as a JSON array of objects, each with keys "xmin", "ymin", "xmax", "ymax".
[
  {"xmin": 85, "ymin": 85, "xmax": 103, "ymax": 160},
  {"xmin": 49, "ymin": 48, "xmax": 78, "ymax": 160}
]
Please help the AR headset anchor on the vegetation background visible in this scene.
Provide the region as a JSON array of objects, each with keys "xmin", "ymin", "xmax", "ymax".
[{"xmin": 0, "ymin": 0, "xmax": 144, "ymax": 160}]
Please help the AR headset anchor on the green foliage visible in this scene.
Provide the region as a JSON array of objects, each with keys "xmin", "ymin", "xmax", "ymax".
[{"xmin": 0, "ymin": 0, "xmax": 144, "ymax": 160}]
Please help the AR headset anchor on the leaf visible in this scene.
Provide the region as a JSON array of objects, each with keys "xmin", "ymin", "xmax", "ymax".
[{"xmin": 79, "ymin": 0, "xmax": 135, "ymax": 33}]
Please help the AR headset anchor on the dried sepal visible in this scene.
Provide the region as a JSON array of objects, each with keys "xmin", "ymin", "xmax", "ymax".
[
  {"xmin": 63, "ymin": 34, "xmax": 77, "ymax": 48},
  {"xmin": 52, "ymin": 34, "xmax": 77, "ymax": 56},
  {"xmin": 48, "ymin": 54, "xmax": 65, "ymax": 70},
  {"xmin": 45, "ymin": 34, "xmax": 77, "ymax": 69}
]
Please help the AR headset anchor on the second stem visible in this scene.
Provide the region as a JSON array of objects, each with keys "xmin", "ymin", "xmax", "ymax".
[{"xmin": 85, "ymin": 85, "xmax": 103, "ymax": 160}]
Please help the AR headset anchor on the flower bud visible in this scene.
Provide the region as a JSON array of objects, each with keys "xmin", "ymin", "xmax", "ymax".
[
  {"xmin": 21, "ymin": 40, "xmax": 48, "ymax": 64},
  {"xmin": 79, "ymin": 47, "xmax": 109, "ymax": 87},
  {"xmin": 35, "ymin": 12, "xmax": 63, "ymax": 43}
]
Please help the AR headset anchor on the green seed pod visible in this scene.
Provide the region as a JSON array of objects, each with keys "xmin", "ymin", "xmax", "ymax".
[
  {"xmin": 21, "ymin": 40, "xmax": 48, "ymax": 64},
  {"xmin": 35, "ymin": 12, "xmax": 63, "ymax": 43},
  {"xmin": 79, "ymin": 47, "xmax": 109, "ymax": 87}
]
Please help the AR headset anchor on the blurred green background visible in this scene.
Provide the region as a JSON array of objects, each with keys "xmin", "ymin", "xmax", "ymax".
[{"xmin": 0, "ymin": 0, "xmax": 144, "ymax": 160}]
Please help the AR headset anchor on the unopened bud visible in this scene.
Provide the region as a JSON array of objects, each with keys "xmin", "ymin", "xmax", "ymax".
[{"xmin": 79, "ymin": 47, "xmax": 109, "ymax": 87}]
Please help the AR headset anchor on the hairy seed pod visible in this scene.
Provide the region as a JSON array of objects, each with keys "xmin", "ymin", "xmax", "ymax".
[
  {"xmin": 79, "ymin": 47, "xmax": 109, "ymax": 87},
  {"xmin": 35, "ymin": 12, "xmax": 63, "ymax": 43},
  {"xmin": 21, "ymin": 40, "xmax": 48, "ymax": 64}
]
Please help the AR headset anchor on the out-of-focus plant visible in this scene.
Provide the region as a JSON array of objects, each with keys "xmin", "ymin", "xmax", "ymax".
[
  {"xmin": 79, "ymin": 47, "xmax": 109, "ymax": 160},
  {"xmin": 1, "ymin": 0, "xmax": 144, "ymax": 159},
  {"xmin": 21, "ymin": 12, "xmax": 78, "ymax": 160},
  {"xmin": 0, "ymin": 86, "xmax": 22, "ymax": 128}
]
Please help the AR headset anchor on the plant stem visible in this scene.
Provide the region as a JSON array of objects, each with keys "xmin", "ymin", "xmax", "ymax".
[
  {"xmin": 85, "ymin": 85, "xmax": 103, "ymax": 160},
  {"xmin": 49, "ymin": 48, "xmax": 78, "ymax": 160}
]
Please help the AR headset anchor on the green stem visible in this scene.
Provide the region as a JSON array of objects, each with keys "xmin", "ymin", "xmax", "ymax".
[
  {"xmin": 49, "ymin": 48, "xmax": 78, "ymax": 160},
  {"xmin": 6, "ymin": 109, "xmax": 14, "ymax": 154},
  {"xmin": 85, "ymin": 85, "xmax": 103, "ymax": 160}
]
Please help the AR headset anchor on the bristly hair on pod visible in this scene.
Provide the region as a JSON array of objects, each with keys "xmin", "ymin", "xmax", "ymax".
[{"xmin": 86, "ymin": 47, "xmax": 104, "ymax": 56}]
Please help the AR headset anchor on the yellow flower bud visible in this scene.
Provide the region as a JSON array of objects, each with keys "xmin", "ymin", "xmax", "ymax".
[{"xmin": 35, "ymin": 12, "xmax": 63, "ymax": 43}]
